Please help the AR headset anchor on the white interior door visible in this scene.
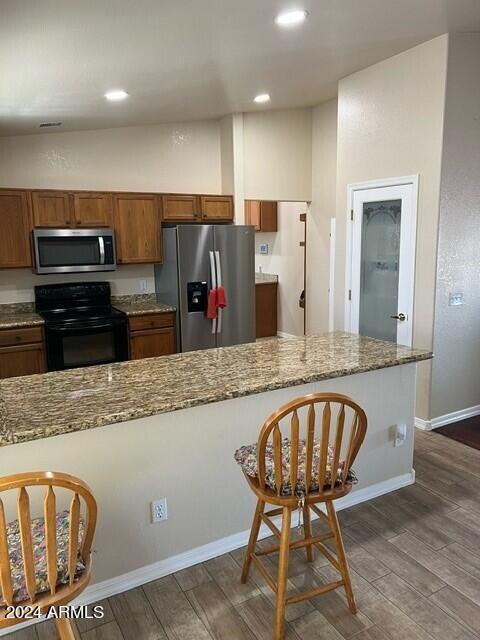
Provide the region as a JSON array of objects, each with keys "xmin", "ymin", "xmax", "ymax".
[{"xmin": 346, "ymin": 179, "xmax": 418, "ymax": 346}]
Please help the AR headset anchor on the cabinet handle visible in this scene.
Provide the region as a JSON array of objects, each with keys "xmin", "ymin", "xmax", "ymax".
[
  {"xmin": 15, "ymin": 335, "xmax": 21, "ymax": 341},
  {"xmin": 77, "ymin": 220, "xmax": 82, "ymax": 225}
]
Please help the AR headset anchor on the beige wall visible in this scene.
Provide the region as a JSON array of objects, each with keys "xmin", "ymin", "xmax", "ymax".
[
  {"xmin": 255, "ymin": 202, "xmax": 306, "ymax": 336},
  {"xmin": 307, "ymin": 99, "xmax": 338, "ymax": 334},
  {"xmin": 0, "ymin": 120, "xmax": 223, "ymax": 193},
  {"xmin": 0, "ymin": 364, "xmax": 416, "ymax": 586},
  {"xmin": 334, "ymin": 35, "xmax": 448, "ymax": 420},
  {"xmin": 431, "ymin": 33, "xmax": 480, "ymax": 419},
  {"xmin": 243, "ymin": 108, "xmax": 312, "ymax": 202},
  {"xmin": 0, "ymin": 265, "xmax": 155, "ymax": 304}
]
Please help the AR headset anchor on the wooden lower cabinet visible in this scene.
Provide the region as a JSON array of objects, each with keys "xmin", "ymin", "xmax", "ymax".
[
  {"xmin": 255, "ymin": 283, "xmax": 278, "ymax": 338},
  {"xmin": 0, "ymin": 343, "xmax": 46, "ymax": 378},
  {"xmin": 128, "ymin": 312, "xmax": 176, "ymax": 359}
]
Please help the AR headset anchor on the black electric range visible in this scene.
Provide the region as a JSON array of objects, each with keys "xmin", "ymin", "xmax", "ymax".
[{"xmin": 35, "ymin": 282, "xmax": 128, "ymax": 371}]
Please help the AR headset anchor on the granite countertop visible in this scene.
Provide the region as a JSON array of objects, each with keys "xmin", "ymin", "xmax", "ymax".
[
  {"xmin": 255, "ymin": 272, "xmax": 278, "ymax": 285},
  {"xmin": 0, "ymin": 332, "xmax": 432, "ymax": 447},
  {"xmin": 0, "ymin": 303, "xmax": 44, "ymax": 329},
  {"xmin": 0, "ymin": 295, "xmax": 176, "ymax": 329},
  {"xmin": 112, "ymin": 294, "xmax": 176, "ymax": 316}
]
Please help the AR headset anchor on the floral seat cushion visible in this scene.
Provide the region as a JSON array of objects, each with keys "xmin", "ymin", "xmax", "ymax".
[
  {"xmin": 0, "ymin": 510, "xmax": 85, "ymax": 605},
  {"xmin": 234, "ymin": 438, "xmax": 356, "ymax": 496}
]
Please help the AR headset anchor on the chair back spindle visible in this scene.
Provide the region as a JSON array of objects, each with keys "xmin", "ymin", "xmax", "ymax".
[
  {"xmin": 0, "ymin": 471, "xmax": 97, "ymax": 628},
  {"xmin": 257, "ymin": 393, "xmax": 367, "ymax": 498}
]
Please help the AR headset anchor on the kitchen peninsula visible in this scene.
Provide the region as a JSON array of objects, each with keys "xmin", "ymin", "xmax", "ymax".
[{"xmin": 0, "ymin": 333, "xmax": 431, "ymax": 594}]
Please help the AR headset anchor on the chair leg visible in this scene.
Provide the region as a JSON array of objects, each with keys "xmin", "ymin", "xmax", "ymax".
[
  {"xmin": 326, "ymin": 500, "xmax": 357, "ymax": 614},
  {"xmin": 241, "ymin": 498, "xmax": 264, "ymax": 583},
  {"xmin": 302, "ymin": 504, "xmax": 314, "ymax": 561},
  {"xmin": 55, "ymin": 617, "xmax": 79, "ymax": 640},
  {"xmin": 275, "ymin": 506, "xmax": 292, "ymax": 640}
]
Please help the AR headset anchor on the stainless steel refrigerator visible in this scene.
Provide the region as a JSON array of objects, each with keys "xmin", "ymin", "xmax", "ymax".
[{"xmin": 154, "ymin": 225, "xmax": 255, "ymax": 352}]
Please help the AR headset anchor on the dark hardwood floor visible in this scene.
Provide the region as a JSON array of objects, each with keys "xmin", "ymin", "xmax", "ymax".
[
  {"xmin": 5, "ymin": 429, "xmax": 480, "ymax": 640},
  {"xmin": 435, "ymin": 414, "xmax": 480, "ymax": 451}
]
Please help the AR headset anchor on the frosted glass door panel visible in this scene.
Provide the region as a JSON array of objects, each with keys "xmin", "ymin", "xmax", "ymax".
[{"xmin": 359, "ymin": 200, "xmax": 401, "ymax": 342}]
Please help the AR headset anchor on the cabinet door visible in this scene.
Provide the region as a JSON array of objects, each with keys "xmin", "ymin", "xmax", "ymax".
[
  {"xmin": 201, "ymin": 195, "xmax": 233, "ymax": 221},
  {"xmin": 0, "ymin": 344, "xmax": 46, "ymax": 379},
  {"xmin": 259, "ymin": 201, "xmax": 278, "ymax": 231},
  {"xmin": 245, "ymin": 200, "xmax": 261, "ymax": 230},
  {"xmin": 113, "ymin": 194, "xmax": 162, "ymax": 264},
  {"xmin": 31, "ymin": 191, "xmax": 72, "ymax": 227},
  {"xmin": 73, "ymin": 192, "xmax": 113, "ymax": 227},
  {"xmin": 130, "ymin": 328, "xmax": 176, "ymax": 360},
  {"xmin": 255, "ymin": 283, "xmax": 278, "ymax": 338},
  {"xmin": 162, "ymin": 195, "xmax": 200, "ymax": 221},
  {"xmin": 0, "ymin": 190, "xmax": 32, "ymax": 268}
]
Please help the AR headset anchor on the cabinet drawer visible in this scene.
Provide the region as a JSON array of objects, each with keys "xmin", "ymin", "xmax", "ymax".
[
  {"xmin": 129, "ymin": 328, "xmax": 176, "ymax": 360},
  {"xmin": 128, "ymin": 313, "xmax": 175, "ymax": 332},
  {"xmin": 0, "ymin": 326, "xmax": 43, "ymax": 347}
]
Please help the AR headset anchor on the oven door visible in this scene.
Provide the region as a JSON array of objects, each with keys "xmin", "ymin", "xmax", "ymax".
[
  {"xmin": 44, "ymin": 318, "xmax": 128, "ymax": 371},
  {"xmin": 33, "ymin": 229, "xmax": 116, "ymax": 274}
]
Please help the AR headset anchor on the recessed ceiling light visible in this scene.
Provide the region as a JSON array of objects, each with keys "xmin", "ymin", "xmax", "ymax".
[
  {"xmin": 275, "ymin": 9, "xmax": 308, "ymax": 27},
  {"xmin": 254, "ymin": 93, "xmax": 271, "ymax": 104},
  {"xmin": 104, "ymin": 89, "xmax": 129, "ymax": 101}
]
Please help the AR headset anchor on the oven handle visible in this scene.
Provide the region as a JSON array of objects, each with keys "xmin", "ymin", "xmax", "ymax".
[
  {"xmin": 47, "ymin": 322, "xmax": 121, "ymax": 333},
  {"xmin": 99, "ymin": 236, "xmax": 105, "ymax": 265}
]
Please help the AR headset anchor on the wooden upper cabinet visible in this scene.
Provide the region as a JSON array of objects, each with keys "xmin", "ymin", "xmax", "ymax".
[
  {"xmin": 73, "ymin": 192, "xmax": 113, "ymax": 227},
  {"xmin": 162, "ymin": 194, "xmax": 200, "ymax": 221},
  {"xmin": 0, "ymin": 190, "xmax": 32, "ymax": 268},
  {"xmin": 201, "ymin": 195, "xmax": 233, "ymax": 221},
  {"xmin": 31, "ymin": 190, "xmax": 72, "ymax": 227},
  {"xmin": 245, "ymin": 200, "xmax": 277, "ymax": 232},
  {"xmin": 113, "ymin": 194, "xmax": 162, "ymax": 264}
]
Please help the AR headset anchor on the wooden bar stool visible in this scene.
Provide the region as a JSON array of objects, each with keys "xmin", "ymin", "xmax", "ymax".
[
  {"xmin": 235, "ymin": 393, "xmax": 367, "ymax": 640},
  {"xmin": 0, "ymin": 471, "xmax": 97, "ymax": 640}
]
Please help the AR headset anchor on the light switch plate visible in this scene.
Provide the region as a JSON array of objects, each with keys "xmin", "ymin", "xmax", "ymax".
[{"xmin": 449, "ymin": 292, "xmax": 464, "ymax": 306}]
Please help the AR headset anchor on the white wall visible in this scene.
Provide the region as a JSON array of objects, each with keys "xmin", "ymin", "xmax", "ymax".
[
  {"xmin": 255, "ymin": 202, "xmax": 306, "ymax": 336},
  {"xmin": 431, "ymin": 33, "xmax": 480, "ymax": 419},
  {"xmin": 243, "ymin": 108, "xmax": 312, "ymax": 202},
  {"xmin": 0, "ymin": 120, "xmax": 223, "ymax": 193},
  {"xmin": 334, "ymin": 35, "xmax": 448, "ymax": 420},
  {"xmin": 307, "ymin": 99, "xmax": 338, "ymax": 334}
]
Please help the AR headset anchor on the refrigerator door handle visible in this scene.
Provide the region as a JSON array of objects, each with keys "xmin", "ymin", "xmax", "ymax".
[
  {"xmin": 215, "ymin": 250, "xmax": 222, "ymax": 334},
  {"xmin": 209, "ymin": 250, "xmax": 217, "ymax": 334}
]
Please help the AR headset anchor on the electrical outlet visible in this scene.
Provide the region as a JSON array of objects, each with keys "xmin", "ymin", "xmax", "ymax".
[
  {"xmin": 139, "ymin": 279, "xmax": 148, "ymax": 293},
  {"xmin": 394, "ymin": 424, "xmax": 407, "ymax": 447},
  {"xmin": 449, "ymin": 292, "xmax": 463, "ymax": 306},
  {"xmin": 151, "ymin": 498, "xmax": 168, "ymax": 523},
  {"xmin": 259, "ymin": 243, "xmax": 269, "ymax": 255}
]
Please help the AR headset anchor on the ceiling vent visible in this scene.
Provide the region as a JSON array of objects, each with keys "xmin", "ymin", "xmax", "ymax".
[{"xmin": 39, "ymin": 122, "xmax": 62, "ymax": 128}]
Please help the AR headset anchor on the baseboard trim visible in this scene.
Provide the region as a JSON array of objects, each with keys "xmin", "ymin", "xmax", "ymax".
[
  {"xmin": 0, "ymin": 470, "xmax": 414, "ymax": 635},
  {"xmin": 277, "ymin": 331, "xmax": 297, "ymax": 339},
  {"xmin": 415, "ymin": 404, "xmax": 480, "ymax": 431}
]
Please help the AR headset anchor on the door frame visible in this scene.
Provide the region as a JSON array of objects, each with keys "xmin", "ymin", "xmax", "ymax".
[{"xmin": 344, "ymin": 175, "xmax": 419, "ymax": 346}]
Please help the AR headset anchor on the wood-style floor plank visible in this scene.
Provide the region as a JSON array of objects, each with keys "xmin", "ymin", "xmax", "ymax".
[
  {"xmin": 429, "ymin": 585, "xmax": 480, "ymax": 636},
  {"xmin": 236, "ymin": 594, "xmax": 301, "ymax": 640},
  {"xmin": 389, "ymin": 532, "xmax": 480, "ymax": 606},
  {"xmin": 81, "ymin": 621, "xmax": 124, "ymax": 640},
  {"xmin": 372, "ymin": 571, "xmax": 477, "ymax": 640},
  {"xmin": 291, "ymin": 610, "xmax": 346, "ymax": 640},
  {"xmin": 143, "ymin": 575, "xmax": 212, "ymax": 640},
  {"xmin": 1, "ymin": 626, "xmax": 38, "ymax": 640},
  {"xmin": 174, "ymin": 563, "xmax": 212, "ymax": 592},
  {"xmin": 359, "ymin": 597, "xmax": 436, "ymax": 640},
  {"xmin": 108, "ymin": 586, "xmax": 166, "ymax": 640},
  {"xmin": 186, "ymin": 580, "xmax": 256, "ymax": 640},
  {"xmin": 204, "ymin": 553, "xmax": 261, "ymax": 606},
  {"xmin": 76, "ymin": 601, "xmax": 115, "ymax": 633}
]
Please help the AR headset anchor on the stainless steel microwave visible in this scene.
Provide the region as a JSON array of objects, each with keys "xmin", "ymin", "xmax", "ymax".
[{"xmin": 32, "ymin": 229, "xmax": 117, "ymax": 274}]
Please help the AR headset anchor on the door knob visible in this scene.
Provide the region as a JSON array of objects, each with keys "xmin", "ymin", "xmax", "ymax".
[{"xmin": 390, "ymin": 313, "xmax": 406, "ymax": 321}]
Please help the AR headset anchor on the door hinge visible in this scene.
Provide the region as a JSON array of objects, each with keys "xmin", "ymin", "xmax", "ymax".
[
  {"xmin": 348, "ymin": 289, "xmax": 352, "ymax": 301},
  {"xmin": 299, "ymin": 213, "xmax": 306, "ymax": 222},
  {"xmin": 350, "ymin": 209, "xmax": 354, "ymax": 221}
]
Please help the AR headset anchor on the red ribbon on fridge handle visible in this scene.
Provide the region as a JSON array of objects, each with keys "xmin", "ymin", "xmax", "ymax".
[{"xmin": 207, "ymin": 288, "xmax": 218, "ymax": 319}]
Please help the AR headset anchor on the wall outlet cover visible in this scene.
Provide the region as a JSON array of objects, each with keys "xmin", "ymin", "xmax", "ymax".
[
  {"xmin": 394, "ymin": 423, "xmax": 407, "ymax": 447},
  {"xmin": 151, "ymin": 498, "xmax": 168, "ymax": 523},
  {"xmin": 259, "ymin": 243, "xmax": 269, "ymax": 255},
  {"xmin": 448, "ymin": 292, "xmax": 464, "ymax": 306}
]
